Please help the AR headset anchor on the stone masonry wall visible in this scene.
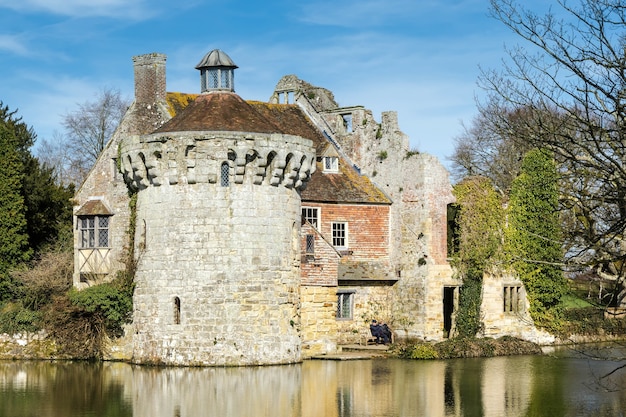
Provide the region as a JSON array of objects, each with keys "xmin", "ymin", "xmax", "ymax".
[
  {"xmin": 122, "ymin": 130, "xmax": 315, "ymax": 366},
  {"xmin": 300, "ymin": 286, "xmax": 338, "ymax": 356}
]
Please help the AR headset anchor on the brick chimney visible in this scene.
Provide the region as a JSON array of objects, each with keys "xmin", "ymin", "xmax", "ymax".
[
  {"xmin": 133, "ymin": 53, "xmax": 167, "ymax": 104},
  {"xmin": 130, "ymin": 53, "xmax": 168, "ymax": 134}
]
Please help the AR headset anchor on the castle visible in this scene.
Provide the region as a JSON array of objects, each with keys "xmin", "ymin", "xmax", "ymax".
[{"xmin": 73, "ymin": 50, "xmax": 545, "ymax": 366}]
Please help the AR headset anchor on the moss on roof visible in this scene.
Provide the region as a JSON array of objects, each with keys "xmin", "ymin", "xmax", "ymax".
[{"xmin": 162, "ymin": 92, "xmax": 390, "ymax": 205}]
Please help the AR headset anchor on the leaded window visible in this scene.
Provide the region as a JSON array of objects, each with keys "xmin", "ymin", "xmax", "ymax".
[
  {"xmin": 306, "ymin": 234, "xmax": 315, "ymax": 253},
  {"xmin": 323, "ymin": 156, "xmax": 339, "ymax": 173},
  {"xmin": 220, "ymin": 162, "xmax": 230, "ymax": 187},
  {"xmin": 337, "ymin": 291, "xmax": 354, "ymax": 319},
  {"xmin": 79, "ymin": 215, "xmax": 110, "ymax": 248}
]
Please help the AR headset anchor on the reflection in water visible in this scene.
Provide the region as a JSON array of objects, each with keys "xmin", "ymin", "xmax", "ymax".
[{"xmin": 1, "ymin": 347, "xmax": 625, "ymax": 417}]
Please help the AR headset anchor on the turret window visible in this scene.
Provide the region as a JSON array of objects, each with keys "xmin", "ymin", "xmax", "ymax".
[
  {"xmin": 220, "ymin": 162, "xmax": 230, "ymax": 187},
  {"xmin": 201, "ymin": 68, "xmax": 234, "ymax": 91}
]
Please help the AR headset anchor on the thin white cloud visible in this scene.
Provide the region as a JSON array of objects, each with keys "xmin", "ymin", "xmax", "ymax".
[
  {"xmin": 0, "ymin": 0, "xmax": 154, "ymax": 19},
  {"xmin": 295, "ymin": 0, "xmax": 482, "ymax": 28},
  {"xmin": 0, "ymin": 34, "xmax": 28, "ymax": 55}
]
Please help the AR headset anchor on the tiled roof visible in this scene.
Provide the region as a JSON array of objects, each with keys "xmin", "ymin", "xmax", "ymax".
[
  {"xmin": 157, "ymin": 92, "xmax": 281, "ymax": 133},
  {"xmin": 161, "ymin": 92, "xmax": 390, "ymax": 205},
  {"xmin": 75, "ymin": 199, "xmax": 112, "ymax": 216}
]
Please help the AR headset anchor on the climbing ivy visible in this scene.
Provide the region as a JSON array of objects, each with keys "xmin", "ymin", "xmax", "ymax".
[
  {"xmin": 505, "ymin": 149, "xmax": 566, "ymax": 328},
  {"xmin": 452, "ymin": 176, "xmax": 505, "ymax": 337}
]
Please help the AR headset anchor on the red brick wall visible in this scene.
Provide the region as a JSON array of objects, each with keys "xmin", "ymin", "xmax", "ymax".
[{"xmin": 300, "ymin": 203, "xmax": 390, "ymax": 286}]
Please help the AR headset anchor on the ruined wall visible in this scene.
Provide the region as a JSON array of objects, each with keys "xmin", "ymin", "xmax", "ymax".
[{"xmin": 480, "ymin": 270, "xmax": 555, "ymax": 344}]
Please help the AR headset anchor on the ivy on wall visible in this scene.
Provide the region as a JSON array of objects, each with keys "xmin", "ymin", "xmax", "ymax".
[
  {"xmin": 452, "ymin": 176, "xmax": 505, "ymax": 337},
  {"xmin": 505, "ymin": 149, "xmax": 566, "ymax": 328}
]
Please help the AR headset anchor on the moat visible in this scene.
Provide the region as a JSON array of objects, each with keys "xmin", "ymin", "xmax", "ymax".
[{"xmin": 1, "ymin": 344, "xmax": 625, "ymax": 417}]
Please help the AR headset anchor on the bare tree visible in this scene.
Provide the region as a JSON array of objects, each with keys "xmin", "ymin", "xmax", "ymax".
[
  {"xmin": 479, "ymin": 0, "xmax": 626, "ymax": 304},
  {"xmin": 450, "ymin": 103, "xmax": 533, "ymax": 194},
  {"xmin": 59, "ymin": 88, "xmax": 129, "ymax": 185}
]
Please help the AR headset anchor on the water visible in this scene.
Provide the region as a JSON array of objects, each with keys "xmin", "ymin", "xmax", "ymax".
[{"xmin": 1, "ymin": 346, "xmax": 625, "ymax": 417}]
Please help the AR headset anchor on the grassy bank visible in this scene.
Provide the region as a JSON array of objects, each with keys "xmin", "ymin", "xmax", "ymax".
[{"xmin": 390, "ymin": 336, "xmax": 543, "ymax": 360}]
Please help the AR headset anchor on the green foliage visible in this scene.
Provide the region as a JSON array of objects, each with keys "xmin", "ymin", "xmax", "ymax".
[
  {"xmin": 506, "ymin": 149, "xmax": 567, "ymax": 327},
  {"xmin": 22, "ymin": 157, "xmax": 74, "ymax": 253},
  {"xmin": 0, "ymin": 102, "xmax": 74, "ymax": 300},
  {"xmin": 452, "ymin": 176, "xmax": 504, "ymax": 280},
  {"xmin": 68, "ymin": 283, "xmax": 133, "ymax": 337},
  {"xmin": 451, "ymin": 177, "xmax": 504, "ymax": 337},
  {"xmin": 0, "ymin": 302, "xmax": 42, "ymax": 334},
  {"xmin": 455, "ymin": 279, "xmax": 484, "ymax": 338},
  {"xmin": 409, "ymin": 343, "xmax": 439, "ymax": 359},
  {"xmin": 0, "ymin": 104, "xmax": 32, "ymax": 280},
  {"xmin": 393, "ymin": 337, "xmax": 541, "ymax": 360},
  {"xmin": 0, "ymin": 105, "xmax": 32, "ymax": 301},
  {"xmin": 561, "ymin": 307, "xmax": 626, "ymax": 336}
]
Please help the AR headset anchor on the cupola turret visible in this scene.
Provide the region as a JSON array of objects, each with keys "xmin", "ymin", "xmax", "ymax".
[{"xmin": 195, "ymin": 49, "xmax": 238, "ymax": 93}]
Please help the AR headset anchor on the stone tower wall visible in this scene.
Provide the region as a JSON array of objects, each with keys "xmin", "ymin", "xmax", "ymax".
[{"xmin": 120, "ymin": 131, "xmax": 315, "ymax": 366}]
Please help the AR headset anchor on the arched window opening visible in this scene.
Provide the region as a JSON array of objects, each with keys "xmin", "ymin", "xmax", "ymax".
[{"xmin": 220, "ymin": 162, "xmax": 230, "ymax": 187}]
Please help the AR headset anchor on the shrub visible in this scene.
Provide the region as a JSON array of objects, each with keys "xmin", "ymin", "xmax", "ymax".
[
  {"xmin": 410, "ymin": 343, "xmax": 439, "ymax": 359},
  {"xmin": 68, "ymin": 283, "xmax": 133, "ymax": 337},
  {"xmin": 0, "ymin": 302, "xmax": 42, "ymax": 334}
]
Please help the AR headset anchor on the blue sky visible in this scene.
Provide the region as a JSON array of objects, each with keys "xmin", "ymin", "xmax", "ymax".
[{"xmin": 0, "ymin": 0, "xmax": 544, "ymax": 167}]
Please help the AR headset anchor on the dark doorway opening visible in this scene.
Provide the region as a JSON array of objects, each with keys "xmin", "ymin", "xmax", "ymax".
[{"xmin": 443, "ymin": 286, "xmax": 456, "ymax": 338}]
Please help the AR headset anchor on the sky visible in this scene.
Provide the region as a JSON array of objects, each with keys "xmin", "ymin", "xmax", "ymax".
[{"xmin": 0, "ymin": 0, "xmax": 546, "ymax": 168}]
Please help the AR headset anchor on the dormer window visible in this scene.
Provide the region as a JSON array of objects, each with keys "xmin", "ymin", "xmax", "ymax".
[
  {"xmin": 195, "ymin": 49, "xmax": 238, "ymax": 93},
  {"xmin": 323, "ymin": 156, "xmax": 339, "ymax": 173}
]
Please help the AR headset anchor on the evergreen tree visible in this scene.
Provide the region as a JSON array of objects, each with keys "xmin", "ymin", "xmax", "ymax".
[
  {"xmin": 506, "ymin": 149, "xmax": 567, "ymax": 326},
  {"xmin": 0, "ymin": 103, "xmax": 32, "ymax": 299},
  {"xmin": 22, "ymin": 156, "xmax": 74, "ymax": 253}
]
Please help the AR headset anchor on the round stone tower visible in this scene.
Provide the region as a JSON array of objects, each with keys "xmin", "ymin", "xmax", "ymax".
[{"xmin": 119, "ymin": 50, "xmax": 316, "ymax": 366}]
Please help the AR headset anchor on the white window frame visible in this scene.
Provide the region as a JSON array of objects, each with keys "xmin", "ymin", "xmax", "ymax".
[
  {"xmin": 301, "ymin": 206, "xmax": 320, "ymax": 229},
  {"xmin": 323, "ymin": 156, "xmax": 339, "ymax": 173},
  {"xmin": 332, "ymin": 222, "xmax": 348, "ymax": 249}
]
